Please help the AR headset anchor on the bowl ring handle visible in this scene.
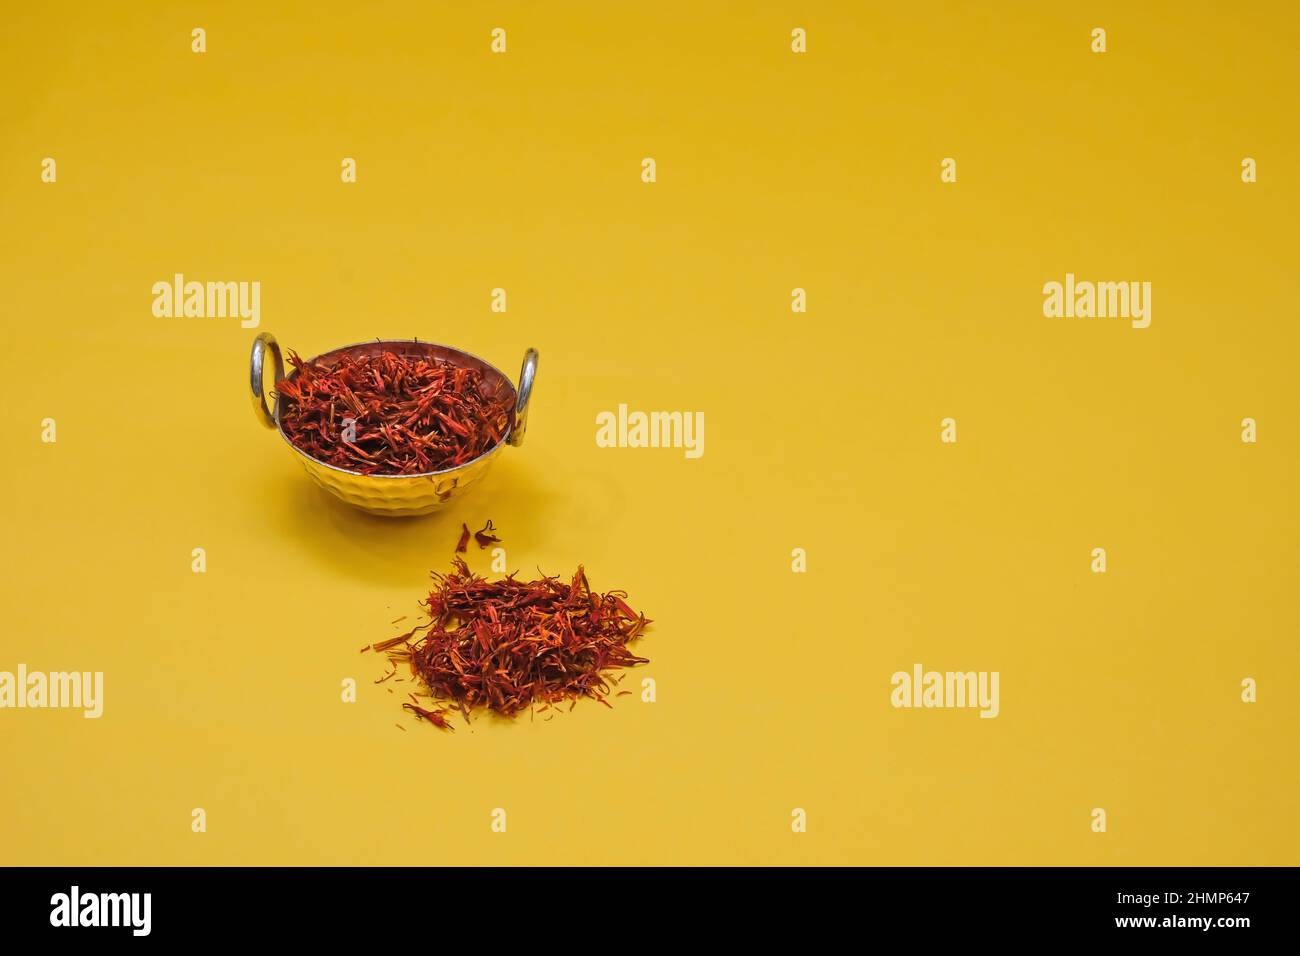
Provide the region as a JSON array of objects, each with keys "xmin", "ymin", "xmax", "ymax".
[
  {"xmin": 250, "ymin": 332, "xmax": 285, "ymax": 429},
  {"xmin": 509, "ymin": 348, "xmax": 539, "ymax": 448}
]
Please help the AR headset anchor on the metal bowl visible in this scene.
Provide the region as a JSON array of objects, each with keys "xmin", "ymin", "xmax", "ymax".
[{"xmin": 249, "ymin": 332, "xmax": 537, "ymax": 517}]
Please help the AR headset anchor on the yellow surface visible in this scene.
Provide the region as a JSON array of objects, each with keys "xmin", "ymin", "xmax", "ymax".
[{"xmin": 1, "ymin": 1, "xmax": 1297, "ymax": 866}]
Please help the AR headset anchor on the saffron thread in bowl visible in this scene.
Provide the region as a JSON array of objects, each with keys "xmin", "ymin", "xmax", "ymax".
[{"xmin": 276, "ymin": 349, "xmax": 514, "ymax": 475}]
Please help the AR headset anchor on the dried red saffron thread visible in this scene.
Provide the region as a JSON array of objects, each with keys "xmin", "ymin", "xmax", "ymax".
[
  {"xmin": 455, "ymin": 523, "xmax": 471, "ymax": 553},
  {"xmin": 377, "ymin": 558, "xmax": 649, "ymax": 725},
  {"xmin": 275, "ymin": 349, "xmax": 514, "ymax": 476},
  {"xmin": 403, "ymin": 702, "xmax": 455, "ymax": 732},
  {"xmin": 474, "ymin": 520, "xmax": 501, "ymax": 549}
]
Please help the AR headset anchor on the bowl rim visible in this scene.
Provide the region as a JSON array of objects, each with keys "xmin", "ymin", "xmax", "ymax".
[{"xmin": 274, "ymin": 338, "xmax": 516, "ymax": 480}]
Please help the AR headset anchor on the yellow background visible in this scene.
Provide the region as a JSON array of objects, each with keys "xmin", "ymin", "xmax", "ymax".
[{"xmin": 2, "ymin": 1, "xmax": 1297, "ymax": 866}]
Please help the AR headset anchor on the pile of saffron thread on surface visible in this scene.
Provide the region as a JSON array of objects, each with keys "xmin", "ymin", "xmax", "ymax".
[
  {"xmin": 276, "ymin": 348, "xmax": 514, "ymax": 475},
  {"xmin": 369, "ymin": 558, "xmax": 650, "ymax": 732}
]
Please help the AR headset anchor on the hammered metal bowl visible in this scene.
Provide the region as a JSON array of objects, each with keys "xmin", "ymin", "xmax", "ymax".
[{"xmin": 249, "ymin": 333, "xmax": 537, "ymax": 517}]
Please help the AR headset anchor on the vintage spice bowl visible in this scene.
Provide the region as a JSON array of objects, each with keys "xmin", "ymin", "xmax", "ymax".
[{"xmin": 249, "ymin": 333, "xmax": 537, "ymax": 517}]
